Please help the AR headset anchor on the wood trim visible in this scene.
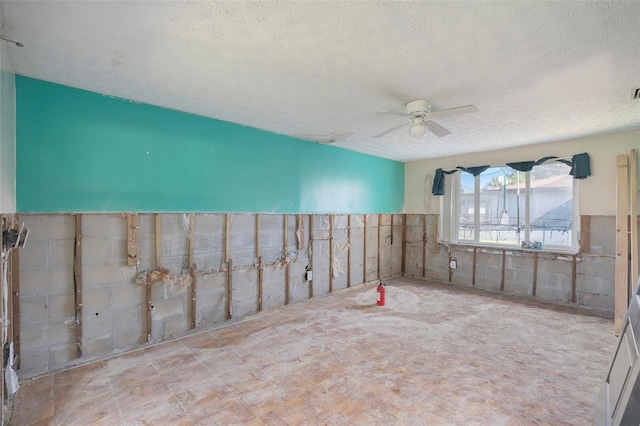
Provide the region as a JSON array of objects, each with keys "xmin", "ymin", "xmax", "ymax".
[
  {"xmin": 284, "ymin": 215, "xmax": 290, "ymax": 304},
  {"xmin": 74, "ymin": 214, "xmax": 83, "ymax": 358},
  {"xmin": 227, "ymin": 259, "xmax": 233, "ymax": 320},
  {"xmin": 615, "ymin": 154, "xmax": 630, "ymax": 334},
  {"xmin": 256, "ymin": 214, "xmax": 262, "ymax": 312},
  {"xmin": 146, "ymin": 271, "xmax": 152, "ymax": 342},
  {"xmin": 377, "ymin": 214, "xmax": 382, "ymax": 280}
]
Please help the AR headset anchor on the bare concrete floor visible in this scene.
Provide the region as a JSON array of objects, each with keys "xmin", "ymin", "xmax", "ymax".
[{"xmin": 8, "ymin": 278, "xmax": 618, "ymax": 425}]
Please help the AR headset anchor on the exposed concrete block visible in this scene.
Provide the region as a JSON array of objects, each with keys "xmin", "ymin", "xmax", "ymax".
[
  {"xmin": 506, "ymin": 255, "xmax": 534, "ymax": 271},
  {"xmin": 21, "ymin": 295, "xmax": 49, "ymax": 324},
  {"xmin": 504, "ymin": 281, "xmax": 530, "ymax": 297},
  {"xmin": 193, "ymin": 251, "xmax": 224, "ymax": 272},
  {"xmin": 49, "ymin": 293, "xmax": 75, "ymax": 320},
  {"xmin": 513, "ymin": 269, "xmax": 534, "ymax": 287},
  {"xmin": 231, "ymin": 249, "xmax": 255, "ymax": 268},
  {"xmin": 109, "ymin": 237, "xmax": 127, "ymax": 263},
  {"xmin": 20, "ymin": 240, "xmax": 48, "ymax": 269},
  {"xmin": 195, "ymin": 214, "xmax": 223, "ymax": 233},
  {"xmin": 49, "ymin": 344, "xmax": 77, "ymax": 367},
  {"xmin": 234, "ymin": 299, "xmax": 258, "ymax": 319},
  {"xmin": 151, "ymin": 296, "xmax": 185, "ymax": 320},
  {"xmin": 83, "ymin": 310, "xmax": 111, "ymax": 337},
  {"xmin": 193, "ymin": 235, "xmax": 210, "ymax": 254},
  {"xmin": 160, "ymin": 214, "xmax": 190, "ymax": 236},
  {"xmin": 83, "ymin": 287, "xmax": 111, "ymax": 311},
  {"xmin": 196, "ymin": 272, "xmax": 227, "ymax": 295},
  {"xmin": 138, "ymin": 236, "xmax": 156, "ymax": 260},
  {"xmin": 166, "ymin": 235, "xmax": 189, "ymax": 257},
  {"xmin": 114, "ymin": 328, "xmax": 145, "ymax": 349},
  {"xmin": 233, "ymin": 268, "xmax": 258, "ymax": 303},
  {"xmin": 138, "ymin": 214, "xmax": 155, "ymax": 236},
  {"xmin": 541, "ymin": 259, "xmax": 572, "ymax": 275},
  {"xmin": 163, "ymin": 316, "xmax": 190, "ymax": 339},
  {"xmin": 82, "ymin": 214, "xmax": 125, "ymax": 239},
  {"xmin": 196, "ymin": 307, "xmax": 226, "ymax": 328},
  {"xmin": 83, "ymin": 263, "xmax": 136, "ymax": 287},
  {"xmin": 111, "ymin": 306, "xmax": 142, "ymax": 332},
  {"xmin": 50, "ymin": 267, "xmax": 75, "ymax": 294},
  {"xmin": 19, "ymin": 323, "xmax": 53, "ymax": 350},
  {"xmin": 48, "ymin": 240, "xmax": 75, "ymax": 267},
  {"xmin": 578, "ymin": 292, "xmax": 614, "ymax": 311},
  {"xmin": 111, "ymin": 283, "xmax": 145, "ymax": 308},
  {"xmin": 18, "ymin": 347, "xmax": 49, "ymax": 378},
  {"xmin": 22, "ymin": 215, "xmax": 75, "ymax": 241},
  {"xmin": 83, "ymin": 333, "xmax": 113, "ymax": 357},
  {"xmin": 161, "ymin": 255, "xmax": 188, "ymax": 274},
  {"xmin": 197, "ymin": 290, "xmax": 226, "ymax": 313},
  {"xmin": 82, "ymin": 238, "xmax": 110, "ymax": 265},
  {"xmin": 151, "ymin": 279, "xmax": 188, "ymax": 300}
]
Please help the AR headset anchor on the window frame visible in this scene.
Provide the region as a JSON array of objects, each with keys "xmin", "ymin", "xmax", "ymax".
[{"xmin": 440, "ymin": 164, "xmax": 580, "ymax": 254}]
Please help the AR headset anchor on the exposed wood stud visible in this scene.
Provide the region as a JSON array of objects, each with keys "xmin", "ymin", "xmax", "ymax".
[
  {"xmin": 297, "ymin": 214, "xmax": 304, "ymax": 250},
  {"xmin": 571, "ymin": 255, "xmax": 577, "ymax": 304},
  {"xmin": 433, "ymin": 214, "xmax": 440, "ymax": 254},
  {"xmin": 615, "ymin": 154, "xmax": 629, "ymax": 334},
  {"xmin": 309, "ymin": 215, "xmax": 314, "ymax": 299},
  {"xmin": 630, "ymin": 149, "xmax": 638, "ymax": 298},
  {"xmin": 10, "ymin": 234, "xmax": 20, "ymax": 368},
  {"xmin": 227, "ymin": 259, "xmax": 233, "ymax": 320},
  {"xmin": 74, "ymin": 214, "xmax": 83, "ymax": 358},
  {"xmin": 378, "ymin": 214, "xmax": 382, "ymax": 280},
  {"xmin": 347, "ymin": 215, "xmax": 352, "ymax": 288},
  {"xmin": 448, "ymin": 245, "xmax": 452, "ymax": 282},
  {"xmin": 226, "ymin": 214, "xmax": 232, "ymax": 319},
  {"xmin": 155, "ymin": 214, "xmax": 162, "ymax": 269},
  {"xmin": 472, "ymin": 247, "xmax": 477, "ymax": 286},
  {"xmin": 363, "ymin": 215, "xmax": 368, "ymax": 283},
  {"xmin": 390, "ymin": 215, "xmax": 394, "ymax": 246},
  {"xmin": 256, "ymin": 214, "xmax": 262, "ymax": 312},
  {"xmin": 401, "ymin": 215, "xmax": 407, "ymax": 276},
  {"xmin": 532, "ymin": 252, "xmax": 538, "ymax": 296},
  {"xmin": 422, "ymin": 215, "xmax": 427, "ymax": 278},
  {"xmin": 579, "ymin": 215, "xmax": 591, "ymax": 254},
  {"xmin": 500, "ymin": 249, "xmax": 506, "ymax": 291},
  {"xmin": 126, "ymin": 214, "xmax": 139, "ymax": 266},
  {"xmin": 329, "ymin": 214, "xmax": 334, "ymax": 293},
  {"xmin": 146, "ymin": 271, "xmax": 152, "ymax": 342},
  {"xmin": 284, "ymin": 215, "xmax": 290, "ymax": 304},
  {"xmin": 188, "ymin": 213, "xmax": 196, "ymax": 330}
]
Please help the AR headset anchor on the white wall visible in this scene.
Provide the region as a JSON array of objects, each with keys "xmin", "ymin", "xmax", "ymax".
[
  {"xmin": 405, "ymin": 129, "xmax": 640, "ymax": 216},
  {"xmin": 0, "ymin": 2, "xmax": 16, "ymax": 213}
]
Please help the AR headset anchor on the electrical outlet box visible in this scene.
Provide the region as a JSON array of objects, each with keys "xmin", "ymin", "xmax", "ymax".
[
  {"xmin": 305, "ymin": 270, "xmax": 313, "ymax": 281},
  {"xmin": 450, "ymin": 259, "xmax": 457, "ymax": 269}
]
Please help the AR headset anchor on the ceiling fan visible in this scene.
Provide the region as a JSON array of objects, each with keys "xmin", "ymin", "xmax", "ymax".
[{"xmin": 374, "ymin": 100, "xmax": 478, "ymax": 139}]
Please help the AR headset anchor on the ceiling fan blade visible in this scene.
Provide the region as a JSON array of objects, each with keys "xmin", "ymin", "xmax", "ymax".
[
  {"xmin": 425, "ymin": 120, "xmax": 451, "ymax": 137},
  {"xmin": 373, "ymin": 122, "xmax": 409, "ymax": 138},
  {"xmin": 378, "ymin": 109, "xmax": 408, "ymax": 117},
  {"xmin": 430, "ymin": 105, "xmax": 478, "ymax": 119}
]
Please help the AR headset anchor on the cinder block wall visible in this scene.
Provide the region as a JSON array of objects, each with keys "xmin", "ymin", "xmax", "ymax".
[
  {"xmin": 405, "ymin": 214, "xmax": 623, "ymax": 313},
  {"xmin": 18, "ymin": 213, "xmax": 402, "ymax": 378}
]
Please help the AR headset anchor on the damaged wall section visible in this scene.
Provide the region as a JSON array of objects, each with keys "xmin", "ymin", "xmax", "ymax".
[{"xmin": 17, "ymin": 212, "xmax": 402, "ymax": 378}]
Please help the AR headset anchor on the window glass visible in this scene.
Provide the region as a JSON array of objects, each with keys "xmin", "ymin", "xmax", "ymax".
[
  {"xmin": 529, "ymin": 162, "xmax": 573, "ymax": 246},
  {"xmin": 453, "ymin": 162, "xmax": 574, "ymax": 249}
]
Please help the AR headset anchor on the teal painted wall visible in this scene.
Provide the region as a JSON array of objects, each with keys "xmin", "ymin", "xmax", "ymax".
[{"xmin": 16, "ymin": 77, "xmax": 403, "ymax": 213}]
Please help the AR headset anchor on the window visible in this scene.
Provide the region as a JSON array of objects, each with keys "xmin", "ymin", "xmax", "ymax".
[{"xmin": 448, "ymin": 161, "xmax": 577, "ymax": 250}]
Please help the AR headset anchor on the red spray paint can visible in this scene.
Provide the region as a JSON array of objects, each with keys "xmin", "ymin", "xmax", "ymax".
[{"xmin": 377, "ymin": 281, "xmax": 386, "ymax": 306}]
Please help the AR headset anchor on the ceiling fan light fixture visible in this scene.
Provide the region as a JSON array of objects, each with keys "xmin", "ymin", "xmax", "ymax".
[{"xmin": 409, "ymin": 121, "xmax": 428, "ymax": 139}]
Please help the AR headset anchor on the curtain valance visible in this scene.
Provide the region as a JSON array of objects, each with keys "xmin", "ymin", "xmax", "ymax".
[{"xmin": 431, "ymin": 152, "xmax": 590, "ymax": 196}]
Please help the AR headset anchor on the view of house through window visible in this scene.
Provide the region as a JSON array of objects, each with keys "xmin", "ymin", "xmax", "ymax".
[{"xmin": 457, "ymin": 162, "xmax": 574, "ymax": 247}]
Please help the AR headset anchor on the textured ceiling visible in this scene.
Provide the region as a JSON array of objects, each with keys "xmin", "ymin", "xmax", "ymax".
[{"xmin": 1, "ymin": 1, "xmax": 639, "ymax": 162}]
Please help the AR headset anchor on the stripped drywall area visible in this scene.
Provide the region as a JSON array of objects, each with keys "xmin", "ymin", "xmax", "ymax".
[{"xmin": 17, "ymin": 212, "xmax": 402, "ymax": 377}]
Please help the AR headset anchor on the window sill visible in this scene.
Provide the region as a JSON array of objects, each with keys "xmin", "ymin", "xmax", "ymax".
[{"xmin": 448, "ymin": 241, "xmax": 579, "ymax": 256}]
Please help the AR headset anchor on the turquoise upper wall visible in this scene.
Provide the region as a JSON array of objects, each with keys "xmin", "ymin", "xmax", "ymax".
[{"xmin": 16, "ymin": 76, "xmax": 403, "ymax": 213}]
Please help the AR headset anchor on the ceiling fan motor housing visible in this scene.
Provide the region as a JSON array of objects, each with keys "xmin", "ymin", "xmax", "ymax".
[{"xmin": 405, "ymin": 100, "xmax": 431, "ymax": 115}]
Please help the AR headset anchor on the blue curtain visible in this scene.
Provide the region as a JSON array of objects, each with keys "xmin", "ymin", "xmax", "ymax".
[{"xmin": 431, "ymin": 153, "xmax": 590, "ymax": 195}]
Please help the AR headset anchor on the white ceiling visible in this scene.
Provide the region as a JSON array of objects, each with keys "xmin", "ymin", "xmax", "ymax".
[{"xmin": 1, "ymin": 1, "xmax": 639, "ymax": 162}]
